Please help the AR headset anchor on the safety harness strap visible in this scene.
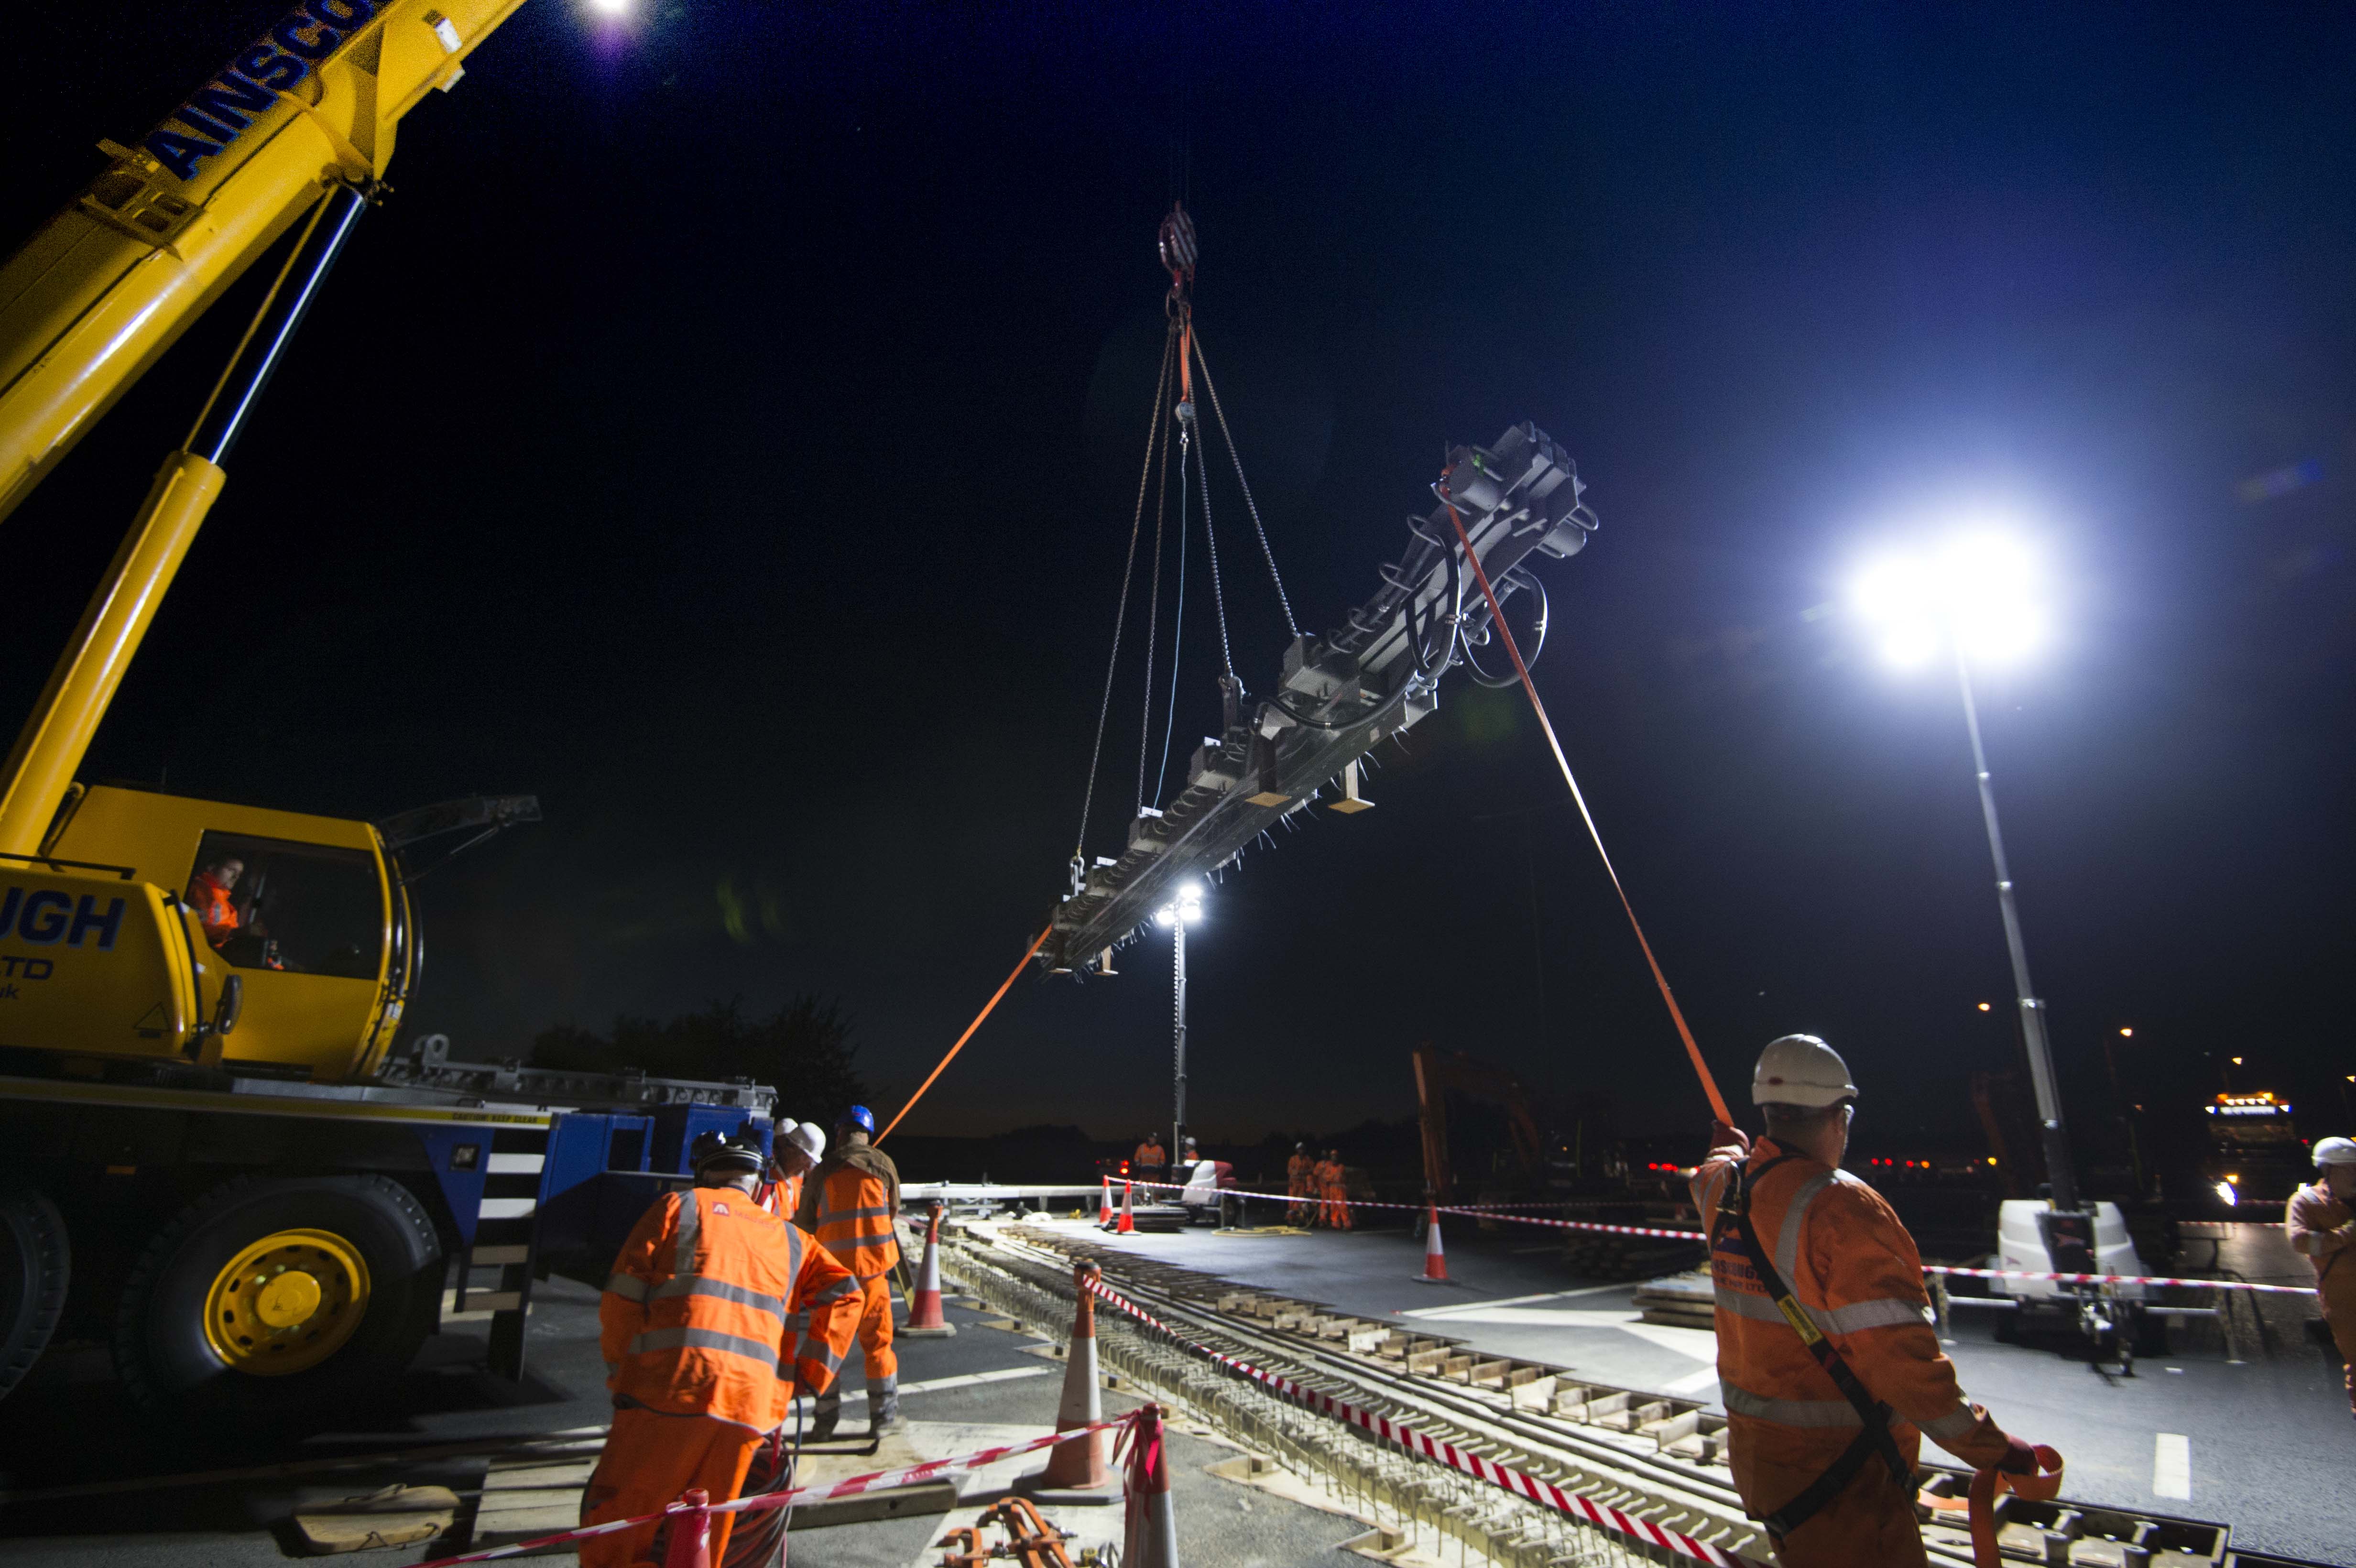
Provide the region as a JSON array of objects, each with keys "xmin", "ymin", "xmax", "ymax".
[{"xmin": 1715, "ymin": 1154, "xmax": 1909, "ymax": 1540}]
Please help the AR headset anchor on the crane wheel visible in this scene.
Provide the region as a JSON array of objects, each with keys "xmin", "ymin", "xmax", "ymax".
[
  {"xmin": 0, "ymin": 1179, "xmax": 70, "ymax": 1403},
  {"xmin": 115, "ymin": 1175, "xmax": 441, "ymax": 1431}
]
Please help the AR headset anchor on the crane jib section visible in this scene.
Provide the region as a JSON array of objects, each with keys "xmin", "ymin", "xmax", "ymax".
[
  {"xmin": 1039, "ymin": 422, "xmax": 1594, "ymax": 976},
  {"xmin": 0, "ymin": 0, "xmax": 524, "ymax": 527}
]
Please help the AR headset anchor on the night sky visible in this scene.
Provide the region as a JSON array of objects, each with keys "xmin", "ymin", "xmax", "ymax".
[{"xmin": 6, "ymin": 4, "xmax": 2351, "ymax": 1156}]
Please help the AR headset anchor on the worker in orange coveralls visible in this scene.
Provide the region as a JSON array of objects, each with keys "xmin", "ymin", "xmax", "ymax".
[
  {"xmin": 581, "ymin": 1129, "xmax": 859, "ymax": 1568},
  {"xmin": 1132, "ymin": 1132, "xmax": 1167, "ymax": 1188},
  {"xmin": 1692, "ymin": 1036, "xmax": 2047, "ymax": 1567},
  {"xmin": 1286, "ymin": 1142, "xmax": 1317, "ymax": 1226},
  {"xmin": 798, "ymin": 1106, "xmax": 905, "ymax": 1439},
  {"xmin": 757, "ymin": 1122, "xmax": 826, "ymax": 1221},
  {"xmin": 1322, "ymin": 1149, "xmax": 1353, "ymax": 1230},
  {"xmin": 2285, "ymin": 1136, "xmax": 2356, "ymax": 1416}
]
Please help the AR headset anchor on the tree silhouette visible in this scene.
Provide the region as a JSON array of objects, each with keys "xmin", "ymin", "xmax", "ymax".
[{"xmin": 533, "ymin": 996, "xmax": 866, "ymax": 1126}]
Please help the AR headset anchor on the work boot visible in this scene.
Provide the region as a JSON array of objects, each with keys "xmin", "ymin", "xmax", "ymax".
[
  {"xmin": 809, "ymin": 1388, "xmax": 841, "ymax": 1441},
  {"xmin": 869, "ymin": 1377, "xmax": 905, "ymax": 1434}
]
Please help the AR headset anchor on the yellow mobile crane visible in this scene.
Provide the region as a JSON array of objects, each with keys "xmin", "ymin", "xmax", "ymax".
[{"xmin": 0, "ymin": 2, "xmax": 773, "ymax": 1426}]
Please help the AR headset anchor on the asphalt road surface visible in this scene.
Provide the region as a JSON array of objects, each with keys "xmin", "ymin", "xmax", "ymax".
[
  {"xmin": 2, "ymin": 1211, "xmax": 2343, "ymax": 1565},
  {"xmin": 1079, "ymin": 1213, "xmax": 2353, "ymax": 1566},
  {"xmin": 0, "ymin": 1272, "xmax": 1374, "ymax": 1567}
]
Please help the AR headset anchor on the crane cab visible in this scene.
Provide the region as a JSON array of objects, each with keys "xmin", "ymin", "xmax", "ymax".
[{"xmin": 23, "ymin": 784, "xmax": 414, "ymax": 1082}]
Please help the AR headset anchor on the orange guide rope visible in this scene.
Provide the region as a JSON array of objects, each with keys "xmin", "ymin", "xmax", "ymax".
[
  {"xmin": 1441, "ymin": 500, "xmax": 1733, "ymax": 1126},
  {"xmin": 877, "ymin": 926, "xmax": 1052, "ymax": 1144},
  {"xmin": 1967, "ymin": 1447, "xmax": 2064, "ymax": 1567}
]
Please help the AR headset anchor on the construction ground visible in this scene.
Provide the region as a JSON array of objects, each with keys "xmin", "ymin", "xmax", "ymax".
[{"xmin": 0, "ymin": 1206, "xmax": 2341, "ymax": 1568}]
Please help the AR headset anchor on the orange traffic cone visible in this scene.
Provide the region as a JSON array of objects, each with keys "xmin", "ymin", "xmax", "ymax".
[
  {"xmin": 1416, "ymin": 1205, "xmax": 1448, "ymax": 1283},
  {"xmin": 1116, "ymin": 1181, "xmax": 1135, "ymax": 1235},
  {"xmin": 903, "ymin": 1205, "xmax": 955, "ymax": 1337},
  {"xmin": 1099, "ymin": 1176, "xmax": 1114, "ymax": 1228},
  {"xmin": 1018, "ymin": 1262, "xmax": 1121, "ymax": 1503},
  {"xmin": 660, "ymin": 1487, "xmax": 712, "ymax": 1568},
  {"xmin": 1123, "ymin": 1403, "xmax": 1180, "ymax": 1568}
]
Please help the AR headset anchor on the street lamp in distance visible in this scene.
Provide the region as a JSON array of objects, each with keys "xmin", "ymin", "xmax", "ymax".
[{"xmin": 1153, "ymin": 882, "xmax": 1206, "ymax": 1174}]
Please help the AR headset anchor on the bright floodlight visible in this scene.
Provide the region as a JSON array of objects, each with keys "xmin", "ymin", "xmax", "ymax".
[
  {"xmin": 587, "ymin": 0, "xmax": 632, "ymax": 15},
  {"xmin": 1157, "ymin": 882, "xmax": 1205, "ymax": 928},
  {"xmin": 1851, "ymin": 525, "xmax": 2050, "ymax": 669}
]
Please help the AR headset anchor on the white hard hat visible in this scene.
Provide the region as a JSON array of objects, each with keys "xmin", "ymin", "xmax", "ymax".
[
  {"xmin": 790, "ymin": 1122, "xmax": 828, "ymax": 1161},
  {"xmin": 2313, "ymin": 1137, "xmax": 2356, "ymax": 1168},
  {"xmin": 1752, "ymin": 1034, "xmax": 1859, "ymax": 1109}
]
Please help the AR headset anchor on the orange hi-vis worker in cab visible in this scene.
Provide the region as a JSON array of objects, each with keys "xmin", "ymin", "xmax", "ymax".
[
  {"xmin": 187, "ymin": 857, "xmax": 244, "ymax": 948},
  {"xmin": 1286, "ymin": 1143, "xmax": 1316, "ymax": 1226},
  {"xmin": 582, "ymin": 1129, "xmax": 860, "ymax": 1568},
  {"xmin": 1322, "ymin": 1149, "xmax": 1353, "ymax": 1230},
  {"xmin": 2285, "ymin": 1136, "xmax": 2356, "ymax": 1416},
  {"xmin": 797, "ymin": 1105, "xmax": 903, "ymax": 1439},
  {"xmin": 1692, "ymin": 1036, "xmax": 2045, "ymax": 1568}
]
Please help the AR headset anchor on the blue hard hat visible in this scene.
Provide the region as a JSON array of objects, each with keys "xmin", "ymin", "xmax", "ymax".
[{"xmin": 840, "ymin": 1105, "xmax": 875, "ymax": 1133}]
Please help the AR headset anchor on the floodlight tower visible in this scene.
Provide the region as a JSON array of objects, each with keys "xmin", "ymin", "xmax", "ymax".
[
  {"xmin": 1153, "ymin": 882, "xmax": 1206, "ymax": 1171},
  {"xmin": 1852, "ymin": 531, "xmax": 2081, "ymax": 1212}
]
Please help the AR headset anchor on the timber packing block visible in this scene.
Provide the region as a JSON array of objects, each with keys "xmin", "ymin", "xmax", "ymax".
[{"xmin": 293, "ymin": 1483, "xmax": 459, "ymax": 1554}]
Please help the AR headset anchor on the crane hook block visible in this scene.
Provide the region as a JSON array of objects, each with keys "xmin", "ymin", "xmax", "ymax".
[{"xmin": 1159, "ymin": 203, "xmax": 1198, "ymax": 287}]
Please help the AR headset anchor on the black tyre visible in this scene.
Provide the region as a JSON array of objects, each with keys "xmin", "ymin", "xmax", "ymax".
[
  {"xmin": 0, "ymin": 1179, "xmax": 70, "ymax": 1402},
  {"xmin": 115, "ymin": 1174, "xmax": 441, "ymax": 1429}
]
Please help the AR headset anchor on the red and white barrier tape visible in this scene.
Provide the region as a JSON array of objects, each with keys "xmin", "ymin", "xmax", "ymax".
[
  {"xmin": 1116, "ymin": 1181, "xmax": 2319, "ymax": 1296},
  {"xmin": 410, "ymin": 1413, "xmax": 1136, "ymax": 1567},
  {"xmin": 1123, "ymin": 1178, "xmax": 1707, "ymax": 1241},
  {"xmin": 1922, "ymin": 1263, "xmax": 2314, "ymax": 1296},
  {"xmin": 1078, "ymin": 1274, "xmax": 1765, "ymax": 1567}
]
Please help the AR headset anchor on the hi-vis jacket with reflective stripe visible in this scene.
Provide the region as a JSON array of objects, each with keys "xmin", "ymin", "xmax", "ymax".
[
  {"xmin": 601, "ymin": 1184, "xmax": 861, "ymax": 1429},
  {"xmin": 1692, "ymin": 1140, "xmax": 2010, "ymax": 1505},
  {"xmin": 801, "ymin": 1143, "xmax": 902, "ymax": 1282}
]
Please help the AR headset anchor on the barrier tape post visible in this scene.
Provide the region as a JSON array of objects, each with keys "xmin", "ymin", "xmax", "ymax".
[{"xmin": 661, "ymin": 1488, "xmax": 711, "ymax": 1568}]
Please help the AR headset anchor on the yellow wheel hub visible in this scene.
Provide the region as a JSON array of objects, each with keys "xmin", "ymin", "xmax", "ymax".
[{"xmin": 204, "ymin": 1229, "xmax": 371, "ymax": 1376}]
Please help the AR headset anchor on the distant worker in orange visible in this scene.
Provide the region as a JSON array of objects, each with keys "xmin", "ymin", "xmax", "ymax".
[
  {"xmin": 798, "ymin": 1105, "xmax": 904, "ymax": 1438},
  {"xmin": 1133, "ymin": 1131, "xmax": 1167, "ymax": 1188},
  {"xmin": 1325, "ymin": 1150, "xmax": 1353, "ymax": 1230},
  {"xmin": 1693, "ymin": 1036, "xmax": 2046, "ymax": 1566},
  {"xmin": 2285, "ymin": 1136, "xmax": 2356, "ymax": 1417},
  {"xmin": 186, "ymin": 855, "xmax": 246, "ymax": 948},
  {"xmin": 1286, "ymin": 1142, "xmax": 1316, "ymax": 1226},
  {"xmin": 581, "ymin": 1129, "xmax": 859, "ymax": 1568},
  {"xmin": 1307, "ymin": 1150, "xmax": 1334, "ymax": 1227}
]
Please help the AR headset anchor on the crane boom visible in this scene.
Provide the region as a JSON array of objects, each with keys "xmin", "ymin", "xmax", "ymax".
[
  {"xmin": 0, "ymin": 0, "xmax": 531, "ymax": 855},
  {"xmin": 0, "ymin": 0, "xmax": 523, "ymax": 526},
  {"xmin": 1040, "ymin": 421, "xmax": 1594, "ymax": 975}
]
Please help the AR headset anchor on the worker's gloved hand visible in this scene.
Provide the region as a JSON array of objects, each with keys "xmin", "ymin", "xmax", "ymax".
[
  {"xmin": 1995, "ymin": 1435, "xmax": 2041, "ymax": 1476},
  {"xmin": 1708, "ymin": 1120, "xmax": 1751, "ymax": 1157}
]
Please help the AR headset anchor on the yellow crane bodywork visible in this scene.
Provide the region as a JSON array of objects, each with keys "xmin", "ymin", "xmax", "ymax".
[
  {"xmin": 0, "ymin": 1, "xmax": 526, "ymax": 1079},
  {"xmin": 0, "ymin": 0, "xmax": 521, "ymax": 527}
]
